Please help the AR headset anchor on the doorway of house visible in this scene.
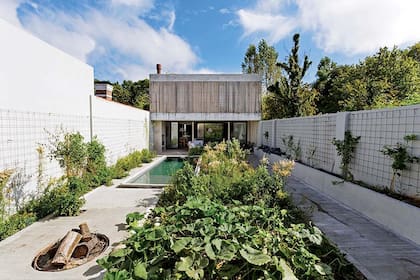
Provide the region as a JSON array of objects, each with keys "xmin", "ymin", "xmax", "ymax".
[{"xmin": 165, "ymin": 122, "xmax": 192, "ymax": 149}]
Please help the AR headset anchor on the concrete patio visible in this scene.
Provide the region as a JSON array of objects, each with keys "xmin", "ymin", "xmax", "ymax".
[{"xmin": 0, "ymin": 164, "xmax": 162, "ymax": 280}]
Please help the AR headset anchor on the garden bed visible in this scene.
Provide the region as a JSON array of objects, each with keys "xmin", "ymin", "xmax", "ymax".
[{"xmin": 98, "ymin": 141, "xmax": 365, "ymax": 279}]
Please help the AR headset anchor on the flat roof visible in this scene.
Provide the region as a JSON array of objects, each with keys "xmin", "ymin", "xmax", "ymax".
[{"xmin": 150, "ymin": 74, "xmax": 261, "ymax": 82}]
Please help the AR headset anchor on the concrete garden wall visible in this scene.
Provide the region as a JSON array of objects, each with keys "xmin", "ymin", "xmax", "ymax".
[
  {"xmin": 258, "ymin": 105, "xmax": 420, "ymax": 198},
  {"xmin": 0, "ymin": 19, "xmax": 150, "ymax": 193}
]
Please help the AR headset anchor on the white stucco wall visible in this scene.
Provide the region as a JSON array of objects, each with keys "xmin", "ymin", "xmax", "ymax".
[
  {"xmin": 0, "ymin": 18, "xmax": 93, "ymax": 115},
  {"xmin": 0, "ymin": 19, "xmax": 150, "ymax": 205}
]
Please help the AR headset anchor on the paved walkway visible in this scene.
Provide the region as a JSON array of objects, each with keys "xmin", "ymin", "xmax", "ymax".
[
  {"xmin": 0, "ymin": 164, "xmax": 162, "ymax": 280},
  {"xmin": 249, "ymin": 155, "xmax": 420, "ymax": 280}
]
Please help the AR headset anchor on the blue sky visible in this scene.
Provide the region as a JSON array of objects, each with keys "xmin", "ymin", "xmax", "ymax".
[{"xmin": 1, "ymin": 0, "xmax": 420, "ymax": 83}]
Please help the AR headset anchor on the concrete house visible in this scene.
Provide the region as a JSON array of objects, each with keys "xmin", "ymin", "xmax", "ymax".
[{"xmin": 150, "ymin": 65, "xmax": 262, "ymax": 153}]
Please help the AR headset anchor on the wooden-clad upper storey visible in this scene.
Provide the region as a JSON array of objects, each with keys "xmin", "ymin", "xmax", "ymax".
[{"xmin": 150, "ymin": 74, "xmax": 261, "ymax": 114}]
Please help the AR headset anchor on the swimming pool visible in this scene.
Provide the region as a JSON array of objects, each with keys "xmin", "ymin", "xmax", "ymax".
[{"xmin": 120, "ymin": 157, "xmax": 184, "ymax": 187}]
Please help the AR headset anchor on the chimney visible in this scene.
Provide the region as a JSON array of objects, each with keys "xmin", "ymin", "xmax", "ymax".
[
  {"xmin": 156, "ymin": 64, "xmax": 162, "ymax": 74},
  {"xmin": 94, "ymin": 82, "xmax": 113, "ymax": 101}
]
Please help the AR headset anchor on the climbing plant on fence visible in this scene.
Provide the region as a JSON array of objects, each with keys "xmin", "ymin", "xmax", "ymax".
[
  {"xmin": 332, "ymin": 131, "xmax": 361, "ymax": 181},
  {"xmin": 381, "ymin": 134, "xmax": 419, "ymax": 193}
]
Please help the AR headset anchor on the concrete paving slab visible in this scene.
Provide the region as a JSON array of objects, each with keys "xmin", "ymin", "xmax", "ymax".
[{"xmin": 0, "ymin": 165, "xmax": 162, "ymax": 280}]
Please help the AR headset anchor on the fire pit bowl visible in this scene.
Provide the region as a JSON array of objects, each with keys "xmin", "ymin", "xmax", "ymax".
[{"xmin": 32, "ymin": 224, "xmax": 109, "ymax": 272}]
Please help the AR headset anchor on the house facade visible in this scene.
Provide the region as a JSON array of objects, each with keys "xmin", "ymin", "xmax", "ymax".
[{"xmin": 149, "ymin": 69, "xmax": 261, "ymax": 153}]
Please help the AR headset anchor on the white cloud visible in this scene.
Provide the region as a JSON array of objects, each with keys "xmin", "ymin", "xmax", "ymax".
[
  {"xmin": 22, "ymin": 13, "xmax": 95, "ymax": 62},
  {"xmin": 296, "ymin": 0, "xmax": 420, "ymax": 54},
  {"xmin": 237, "ymin": 9, "xmax": 296, "ymax": 43},
  {"xmin": 111, "ymin": 0, "xmax": 154, "ymax": 9},
  {"xmin": 0, "ymin": 0, "xmax": 23, "ymax": 26},
  {"xmin": 167, "ymin": 10, "xmax": 176, "ymax": 32},
  {"xmin": 3, "ymin": 1, "xmax": 208, "ymax": 80},
  {"xmin": 237, "ymin": 0, "xmax": 420, "ymax": 55},
  {"xmin": 219, "ymin": 8, "xmax": 230, "ymax": 14}
]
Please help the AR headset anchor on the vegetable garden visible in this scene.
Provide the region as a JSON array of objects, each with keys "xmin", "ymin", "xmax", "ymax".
[{"xmin": 98, "ymin": 140, "xmax": 364, "ymax": 279}]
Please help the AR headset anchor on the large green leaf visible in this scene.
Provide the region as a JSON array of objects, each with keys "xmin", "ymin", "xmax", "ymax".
[
  {"xmin": 171, "ymin": 237, "xmax": 192, "ymax": 253},
  {"xmin": 134, "ymin": 262, "xmax": 147, "ymax": 279},
  {"xmin": 205, "ymin": 243, "xmax": 216, "ymax": 260},
  {"xmin": 239, "ymin": 246, "xmax": 271, "ymax": 266},
  {"xmin": 279, "ymin": 258, "xmax": 298, "ymax": 280}
]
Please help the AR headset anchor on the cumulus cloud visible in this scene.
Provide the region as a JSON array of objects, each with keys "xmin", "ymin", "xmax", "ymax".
[
  {"xmin": 1, "ymin": 0, "xmax": 205, "ymax": 80},
  {"xmin": 111, "ymin": 0, "xmax": 154, "ymax": 10},
  {"xmin": 0, "ymin": 0, "xmax": 23, "ymax": 26},
  {"xmin": 296, "ymin": 0, "xmax": 420, "ymax": 54},
  {"xmin": 237, "ymin": 0, "xmax": 420, "ymax": 55}
]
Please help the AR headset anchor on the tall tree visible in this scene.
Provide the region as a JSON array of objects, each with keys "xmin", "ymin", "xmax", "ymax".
[
  {"xmin": 112, "ymin": 79, "xmax": 150, "ymax": 110},
  {"xmin": 242, "ymin": 39, "xmax": 280, "ymax": 91},
  {"xmin": 241, "ymin": 45, "xmax": 259, "ymax": 74},
  {"xmin": 266, "ymin": 33, "xmax": 317, "ymax": 118}
]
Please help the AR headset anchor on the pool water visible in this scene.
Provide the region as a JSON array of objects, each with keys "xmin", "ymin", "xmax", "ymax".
[{"xmin": 129, "ymin": 158, "xmax": 184, "ymax": 185}]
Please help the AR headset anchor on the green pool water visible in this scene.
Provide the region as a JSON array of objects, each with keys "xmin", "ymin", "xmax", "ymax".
[{"xmin": 129, "ymin": 158, "xmax": 185, "ymax": 184}]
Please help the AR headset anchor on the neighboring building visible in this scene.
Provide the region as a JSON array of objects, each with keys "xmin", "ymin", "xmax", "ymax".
[
  {"xmin": 94, "ymin": 81, "xmax": 114, "ymax": 101},
  {"xmin": 149, "ymin": 65, "xmax": 262, "ymax": 153}
]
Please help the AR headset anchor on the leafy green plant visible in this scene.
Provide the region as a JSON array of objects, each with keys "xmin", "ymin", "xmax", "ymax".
[
  {"xmin": 282, "ymin": 135, "xmax": 302, "ymax": 161},
  {"xmin": 332, "ymin": 131, "xmax": 361, "ymax": 181},
  {"xmin": 381, "ymin": 135, "xmax": 419, "ymax": 192},
  {"xmin": 0, "ymin": 212, "xmax": 36, "ymax": 241},
  {"xmin": 306, "ymin": 145, "xmax": 317, "ymax": 167},
  {"xmin": 84, "ymin": 137, "xmax": 111, "ymax": 188},
  {"xmin": 0, "ymin": 170, "xmax": 14, "ymax": 220},
  {"xmin": 99, "ymin": 197, "xmax": 331, "ymax": 280},
  {"xmin": 48, "ymin": 131, "xmax": 87, "ymax": 177},
  {"xmin": 27, "ymin": 179, "xmax": 85, "ymax": 218},
  {"xmin": 264, "ymin": 131, "xmax": 269, "ymax": 141},
  {"xmin": 188, "ymin": 146, "xmax": 204, "ymax": 156},
  {"xmin": 36, "ymin": 145, "xmax": 46, "ymax": 195}
]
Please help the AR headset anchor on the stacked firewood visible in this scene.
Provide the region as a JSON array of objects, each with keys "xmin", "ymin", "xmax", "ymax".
[{"xmin": 51, "ymin": 223, "xmax": 104, "ymax": 268}]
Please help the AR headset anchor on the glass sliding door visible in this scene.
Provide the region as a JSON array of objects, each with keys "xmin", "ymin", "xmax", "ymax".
[
  {"xmin": 231, "ymin": 122, "xmax": 247, "ymax": 144},
  {"xmin": 169, "ymin": 122, "xmax": 178, "ymax": 148}
]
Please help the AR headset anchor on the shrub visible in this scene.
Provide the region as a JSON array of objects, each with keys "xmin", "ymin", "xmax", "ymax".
[
  {"xmin": 188, "ymin": 146, "xmax": 204, "ymax": 156},
  {"xmin": 0, "ymin": 212, "xmax": 36, "ymax": 241},
  {"xmin": 30, "ymin": 181, "xmax": 85, "ymax": 219},
  {"xmin": 85, "ymin": 137, "xmax": 110, "ymax": 188},
  {"xmin": 49, "ymin": 132, "xmax": 87, "ymax": 177},
  {"xmin": 140, "ymin": 149, "xmax": 156, "ymax": 163}
]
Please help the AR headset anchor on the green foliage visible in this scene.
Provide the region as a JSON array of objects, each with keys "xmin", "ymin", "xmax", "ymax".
[
  {"xmin": 188, "ymin": 146, "xmax": 204, "ymax": 156},
  {"xmin": 381, "ymin": 135, "xmax": 419, "ymax": 192},
  {"xmin": 267, "ymin": 34, "xmax": 318, "ymax": 119},
  {"xmin": 282, "ymin": 135, "xmax": 302, "ymax": 161},
  {"xmin": 242, "ymin": 39, "xmax": 280, "ymax": 91},
  {"xmin": 49, "ymin": 132, "xmax": 87, "ymax": 177},
  {"xmin": 315, "ymin": 44, "xmax": 420, "ymax": 114},
  {"xmin": 0, "ymin": 170, "xmax": 14, "ymax": 220},
  {"xmin": 0, "ymin": 212, "xmax": 36, "ymax": 241},
  {"xmin": 109, "ymin": 149, "xmax": 156, "ymax": 181},
  {"xmin": 100, "ymin": 140, "xmax": 362, "ymax": 279},
  {"xmin": 85, "ymin": 137, "xmax": 110, "ymax": 188},
  {"xmin": 29, "ymin": 180, "xmax": 85, "ymax": 218},
  {"xmin": 99, "ymin": 197, "xmax": 332, "ymax": 280},
  {"xmin": 332, "ymin": 131, "xmax": 361, "ymax": 181},
  {"xmin": 112, "ymin": 79, "xmax": 150, "ymax": 110}
]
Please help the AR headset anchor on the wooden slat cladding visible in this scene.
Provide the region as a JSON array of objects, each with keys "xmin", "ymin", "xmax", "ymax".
[{"xmin": 150, "ymin": 81, "xmax": 261, "ymax": 113}]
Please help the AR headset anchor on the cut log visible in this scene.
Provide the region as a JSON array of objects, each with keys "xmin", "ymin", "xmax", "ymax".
[
  {"xmin": 52, "ymin": 231, "xmax": 82, "ymax": 266},
  {"xmin": 79, "ymin": 222, "xmax": 92, "ymax": 241},
  {"xmin": 72, "ymin": 236, "xmax": 99, "ymax": 259}
]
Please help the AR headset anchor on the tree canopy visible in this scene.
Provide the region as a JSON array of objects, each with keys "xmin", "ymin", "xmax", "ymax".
[
  {"xmin": 242, "ymin": 39, "xmax": 280, "ymax": 91},
  {"xmin": 264, "ymin": 34, "xmax": 317, "ymax": 119},
  {"xmin": 97, "ymin": 79, "xmax": 150, "ymax": 110}
]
